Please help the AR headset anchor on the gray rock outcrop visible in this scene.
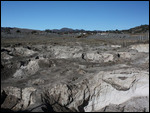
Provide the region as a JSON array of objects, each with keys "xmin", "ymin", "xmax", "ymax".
[{"xmin": 1, "ymin": 43, "xmax": 149, "ymax": 112}]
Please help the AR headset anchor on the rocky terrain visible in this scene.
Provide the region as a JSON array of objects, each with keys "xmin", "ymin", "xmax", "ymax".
[{"xmin": 1, "ymin": 27, "xmax": 149, "ymax": 112}]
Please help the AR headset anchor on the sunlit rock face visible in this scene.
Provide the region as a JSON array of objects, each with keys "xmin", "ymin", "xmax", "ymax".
[
  {"xmin": 130, "ymin": 44, "xmax": 149, "ymax": 53},
  {"xmin": 1, "ymin": 43, "xmax": 149, "ymax": 112}
]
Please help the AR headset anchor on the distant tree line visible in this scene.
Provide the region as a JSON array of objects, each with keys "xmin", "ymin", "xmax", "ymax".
[{"xmin": 1, "ymin": 24, "xmax": 149, "ymax": 35}]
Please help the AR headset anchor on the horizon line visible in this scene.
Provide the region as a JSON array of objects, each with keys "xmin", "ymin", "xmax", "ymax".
[{"xmin": 1, "ymin": 24, "xmax": 149, "ymax": 31}]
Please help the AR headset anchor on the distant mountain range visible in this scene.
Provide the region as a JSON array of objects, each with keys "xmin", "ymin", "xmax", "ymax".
[{"xmin": 1, "ymin": 25, "xmax": 149, "ymax": 34}]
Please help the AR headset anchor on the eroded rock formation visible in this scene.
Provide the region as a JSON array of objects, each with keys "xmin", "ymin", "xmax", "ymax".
[{"xmin": 1, "ymin": 43, "xmax": 149, "ymax": 112}]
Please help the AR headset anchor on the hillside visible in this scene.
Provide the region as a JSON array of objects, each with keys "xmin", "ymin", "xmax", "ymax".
[
  {"xmin": 1, "ymin": 25, "xmax": 149, "ymax": 35},
  {"xmin": 120, "ymin": 25, "xmax": 149, "ymax": 34}
]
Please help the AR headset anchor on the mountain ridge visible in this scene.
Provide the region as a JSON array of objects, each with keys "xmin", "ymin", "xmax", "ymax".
[{"xmin": 1, "ymin": 24, "xmax": 149, "ymax": 34}]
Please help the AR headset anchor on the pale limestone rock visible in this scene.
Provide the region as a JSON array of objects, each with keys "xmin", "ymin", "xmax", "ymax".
[
  {"xmin": 85, "ymin": 52, "xmax": 102, "ymax": 62},
  {"xmin": 21, "ymin": 87, "xmax": 37, "ymax": 109},
  {"xmin": 118, "ymin": 52, "xmax": 132, "ymax": 59},
  {"xmin": 1, "ymin": 52, "xmax": 13, "ymax": 59},
  {"xmin": 84, "ymin": 69, "xmax": 149, "ymax": 112},
  {"xmin": 51, "ymin": 46, "xmax": 83, "ymax": 59},
  {"xmin": 1, "ymin": 95, "xmax": 19, "ymax": 109},
  {"xmin": 25, "ymin": 60, "xmax": 39, "ymax": 75},
  {"xmin": 46, "ymin": 84, "xmax": 72, "ymax": 106},
  {"xmin": 130, "ymin": 44, "xmax": 149, "ymax": 53},
  {"xmin": 1, "ymin": 86, "xmax": 37, "ymax": 111},
  {"xmin": 102, "ymin": 53, "xmax": 114, "ymax": 62},
  {"xmin": 111, "ymin": 45, "xmax": 121, "ymax": 48},
  {"xmin": 3, "ymin": 86, "xmax": 21, "ymax": 99},
  {"xmin": 14, "ymin": 47, "xmax": 36, "ymax": 56},
  {"xmin": 84, "ymin": 52, "xmax": 114, "ymax": 62},
  {"xmin": 98, "ymin": 96, "xmax": 149, "ymax": 112},
  {"xmin": 13, "ymin": 60, "xmax": 39, "ymax": 78},
  {"xmin": 13, "ymin": 69, "xmax": 25, "ymax": 78},
  {"xmin": 1, "ymin": 43, "xmax": 149, "ymax": 112}
]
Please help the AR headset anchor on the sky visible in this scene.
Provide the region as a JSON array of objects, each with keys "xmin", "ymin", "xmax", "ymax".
[{"xmin": 1, "ymin": 1, "xmax": 149, "ymax": 31}]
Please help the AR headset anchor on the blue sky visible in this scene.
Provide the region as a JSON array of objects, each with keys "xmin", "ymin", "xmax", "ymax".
[{"xmin": 1, "ymin": 1, "xmax": 149, "ymax": 31}]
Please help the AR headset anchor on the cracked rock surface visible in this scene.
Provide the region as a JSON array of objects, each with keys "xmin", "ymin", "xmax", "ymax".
[{"xmin": 1, "ymin": 43, "xmax": 149, "ymax": 112}]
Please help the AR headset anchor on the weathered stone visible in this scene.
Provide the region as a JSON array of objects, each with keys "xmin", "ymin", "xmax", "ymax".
[
  {"xmin": 1, "ymin": 95, "xmax": 19, "ymax": 109},
  {"xmin": 130, "ymin": 44, "xmax": 149, "ymax": 53},
  {"xmin": 13, "ymin": 47, "xmax": 36, "ymax": 56},
  {"xmin": 1, "ymin": 43, "xmax": 149, "ymax": 112}
]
